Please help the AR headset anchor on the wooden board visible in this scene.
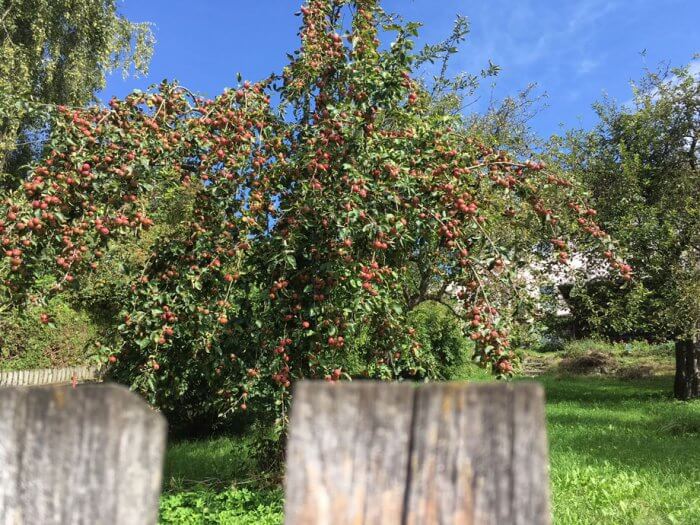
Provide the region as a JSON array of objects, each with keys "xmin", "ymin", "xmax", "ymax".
[
  {"xmin": 285, "ymin": 381, "xmax": 550, "ymax": 525},
  {"xmin": 0, "ymin": 384, "xmax": 166, "ymax": 525},
  {"xmin": 285, "ymin": 381, "xmax": 416, "ymax": 525}
]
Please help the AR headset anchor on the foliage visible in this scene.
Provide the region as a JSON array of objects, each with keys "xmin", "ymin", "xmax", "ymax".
[
  {"xmin": 161, "ymin": 433, "xmax": 282, "ymax": 525},
  {"xmin": 550, "ymin": 60, "xmax": 700, "ymax": 342},
  {"xmin": 0, "ymin": 0, "xmax": 623, "ymax": 427},
  {"xmin": 0, "ymin": 0, "xmax": 154, "ymax": 178},
  {"xmin": 467, "ymin": 83, "xmax": 549, "ymax": 157},
  {"xmin": 0, "ymin": 295, "xmax": 97, "ymax": 370},
  {"xmin": 159, "ymin": 487, "xmax": 283, "ymax": 525},
  {"xmin": 550, "ymin": 279, "xmax": 650, "ymax": 340},
  {"xmin": 407, "ymin": 300, "xmax": 472, "ymax": 379},
  {"xmin": 551, "ymin": 338, "xmax": 673, "ymax": 359}
]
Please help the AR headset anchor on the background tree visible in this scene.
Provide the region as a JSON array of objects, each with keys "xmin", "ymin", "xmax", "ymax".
[
  {"xmin": 0, "ymin": 0, "xmax": 154, "ymax": 180},
  {"xmin": 551, "ymin": 60, "xmax": 700, "ymax": 399}
]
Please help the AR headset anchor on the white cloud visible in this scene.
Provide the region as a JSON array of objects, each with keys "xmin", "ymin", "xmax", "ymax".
[
  {"xmin": 455, "ymin": 0, "xmax": 627, "ymax": 73},
  {"xmin": 577, "ymin": 58, "xmax": 599, "ymax": 75},
  {"xmin": 566, "ymin": 0, "xmax": 619, "ymax": 33},
  {"xmin": 689, "ymin": 60, "xmax": 700, "ymax": 78}
]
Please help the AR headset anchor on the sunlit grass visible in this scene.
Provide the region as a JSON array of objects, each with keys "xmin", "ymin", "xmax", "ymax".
[
  {"xmin": 160, "ymin": 365, "xmax": 700, "ymax": 524},
  {"xmin": 542, "ymin": 375, "xmax": 700, "ymax": 525}
]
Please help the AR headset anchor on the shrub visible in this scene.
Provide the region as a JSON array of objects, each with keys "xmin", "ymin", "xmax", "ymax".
[
  {"xmin": 159, "ymin": 487, "xmax": 283, "ymax": 525},
  {"xmin": 0, "ymin": 296, "xmax": 97, "ymax": 371},
  {"xmin": 407, "ymin": 301, "xmax": 472, "ymax": 379}
]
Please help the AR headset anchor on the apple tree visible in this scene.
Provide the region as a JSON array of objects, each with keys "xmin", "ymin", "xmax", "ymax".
[{"xmin": 0, "ymin": 0, "xmax": 623, "ymax": 426}]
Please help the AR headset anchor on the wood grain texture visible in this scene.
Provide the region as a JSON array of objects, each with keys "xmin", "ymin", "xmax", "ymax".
[
  {"xmin": 0, "ymin": 383, "xmax": 166, "ymax": 525},
  {"xmin": 405, "ymin": 383, "xmax": 550, "ymax": 525},
  {"xmin": 284, "ymin": 381, "xmax": 549, "ymax": 525},
  {"xmin": 284, "ymin": 381, "xmax": 416, "ymax": 525}
]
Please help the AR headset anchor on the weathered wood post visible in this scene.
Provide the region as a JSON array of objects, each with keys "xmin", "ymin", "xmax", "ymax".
[
  {"xmin": 285, "ymin": 382, "xmax": 550, "ymax": 525},
  {"xmin": 0, "ymin": 384, "xmax": 167, "ymax": 525}
]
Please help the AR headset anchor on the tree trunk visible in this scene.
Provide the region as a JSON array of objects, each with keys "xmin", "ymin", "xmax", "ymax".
[{"xmin": 674, "ymin": 338, "xmax": 700, "ymax": 400}]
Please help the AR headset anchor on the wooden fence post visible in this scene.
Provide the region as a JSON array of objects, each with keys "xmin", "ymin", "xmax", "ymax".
[
  {"xmin": 0, "ymin": 384, "xmax": 167, "ymax": 525},
  {"xmin": 285, "ymin": 382, "xmax": 550, "ymax": 525}
]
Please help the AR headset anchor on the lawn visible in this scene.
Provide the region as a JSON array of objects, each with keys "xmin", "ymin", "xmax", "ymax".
[
  {"xmin": 159, "ymin": 367, "xmax": 700, "ymax": 524},
  {"xmin": 542, "ymin": 375, "xmax": 700, "ymax": 524}
]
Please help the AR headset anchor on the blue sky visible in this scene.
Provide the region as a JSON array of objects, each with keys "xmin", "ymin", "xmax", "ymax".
[{"xmin": 104, "ymin": 0, "xmax": 699, "ymax": 138}]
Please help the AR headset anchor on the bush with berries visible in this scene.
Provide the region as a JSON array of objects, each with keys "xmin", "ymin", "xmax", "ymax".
[{"xmin": 0, "ymin": 0, "xmax": 626, "ymax": 428}]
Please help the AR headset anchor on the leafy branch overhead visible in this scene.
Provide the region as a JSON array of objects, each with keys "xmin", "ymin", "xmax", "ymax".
[{"xmin": 0, "ymin": 0, "xmax": 154, "ymax": 177}]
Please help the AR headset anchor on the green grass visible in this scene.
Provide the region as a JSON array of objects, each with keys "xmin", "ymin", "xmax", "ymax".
[
  {"xmin": 541, "ymin": 375, "xmax": 700, "ymax": 524},
  {"xmin": 521, "ymin": 338, "xmax": 677, "ymax": 378},
  {"xmin": 160, "ymin": 367, "xmax": 700, "ymax": 524},
  {"xmin": 163, "ymin": 436, "xmax": 260, "ymax": 492},
  {"xmin": 159, "ymin": 436, "xmax": 283, "ymax": 524}
]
